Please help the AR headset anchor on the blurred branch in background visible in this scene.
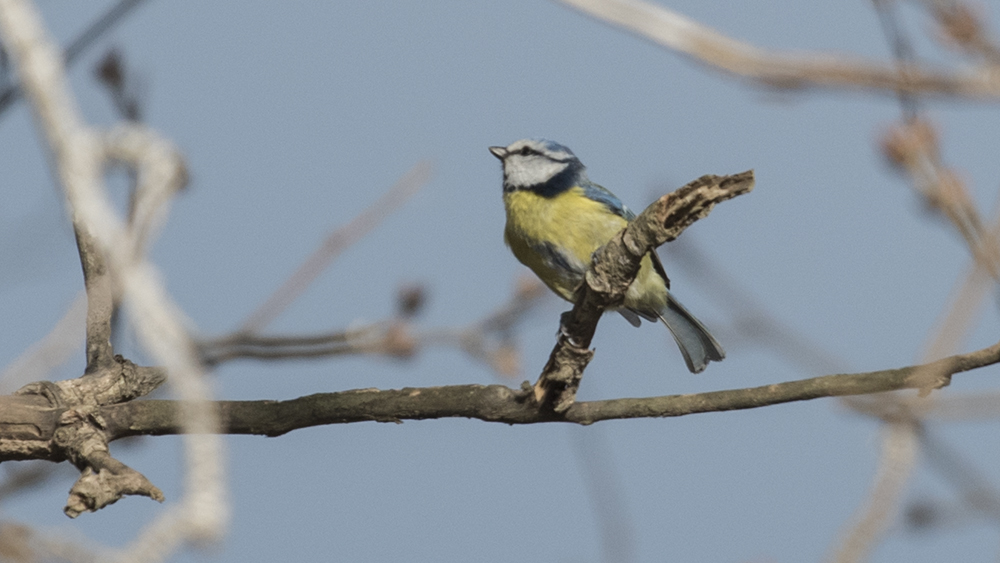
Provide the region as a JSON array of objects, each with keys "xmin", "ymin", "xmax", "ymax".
[
  {"xmin": 238, "ymin": 161, "xmax": 432, "ymax": 334},
  {"xmin": 95, "ymin": 48, "xmax": 144, "ymax": 122},
  {"xmin": 880, "ymin": 118, "xmax": 1000, "ymax": 281},
  {"xmin": 201, "ymin": 276, "xmax": 549, "ymax": 379},
  {"xmin": 621, "ymin": 0, "xmax": 1000, "ymax": 558},
  {"xmin": 929, "ymin": 0, "xmax": 1000, "ymax": 65},
  {"xmin": 829, "ymin": 420, "xmax": 919, "ymax": 563},
  {"xmin": 0, "ymin": 0, "xmax": 223, "ymax": 557},
  {"xmin": 420, "ymin": 276, "xmax": 548, "ymax": 378},
  {"xmin": 558, "ymin": 0, "xmax": 1000, "ymax": 99},
  {"xmin": 840, "ymin": 1, "xmax": 1000, "ymax": 558},
  {"xmin": 0, "ymin": 0, "xmax": 147, "ymax": 120},
  {"xmin": 663, "ymin": 239, "xmax": 849, "ymax": 375},
  {"xmin": 0, "ymin": 291, "xmax": 86, "ymax": 394},
  {"xmin": 570, "ymin": 427, "xmax": 636, "ymax": 563},
  {"xmin": 917, "ymin": 426, "xmax": 1000, "ymax": 523}
]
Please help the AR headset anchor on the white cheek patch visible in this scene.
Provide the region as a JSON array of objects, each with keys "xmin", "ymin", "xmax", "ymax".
[{"xmin": 505, "ymin": 155, "xmax": 568, "ymax": 188}]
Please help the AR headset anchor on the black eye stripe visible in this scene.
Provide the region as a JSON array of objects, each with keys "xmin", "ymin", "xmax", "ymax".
[{"xmin": 512, "ymin": 146, "xmax": 574, "ymax": 162}]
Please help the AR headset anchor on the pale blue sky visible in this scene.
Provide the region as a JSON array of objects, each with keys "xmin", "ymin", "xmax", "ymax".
[{"xmin": 3, "ymin": 1, "xmax": 1000, "ymax": 562}]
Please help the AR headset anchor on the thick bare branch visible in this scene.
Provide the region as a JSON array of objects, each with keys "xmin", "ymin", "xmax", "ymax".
[
  {"xmin": 72, "ymin": 337, "xmax": 1000, "ymax": 438},
  {"xmin": 0, "ymin": 0, "xmax": 225, "ymax": 545}
]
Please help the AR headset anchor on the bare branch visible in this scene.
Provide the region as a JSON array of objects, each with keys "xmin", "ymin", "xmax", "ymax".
[
  {"xmin": 0, "ymin": 0, "xmax": 226, "ymax": 547},
  {"xmin": 74, "ymin": 224, "xmax": 115, "ymax": 373},
  {"xmin": 0, "ymin": 0, "xmax": 147, "ymax": 119},
  {"xmin": 534, "ymin": 170, "xmax": 755, "ymax": 411},
  {"xmin": 930, "ymin": 0, "xmax": 1000, "ymax": 65},
  {"xmin": 203, "ymin": 277, "xmax": 548, "ymax": 378},
  {"xmin": 55, "ymin": 407, "xmax": 164, "ymax": 518},
  {"xmin": 558, "ymin": 0, "xmax": 1000, "ymax": 99},
  {"xmin": 73, "ymin": 337, "xmax": 1000, "ymax": 438}
]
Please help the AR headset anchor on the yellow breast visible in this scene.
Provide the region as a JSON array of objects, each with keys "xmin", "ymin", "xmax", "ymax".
[
  {"xmin": 502, "ymin": 187, "xmax": 670, "ymax": 312},
  {"xmin": 503, "ymin": 187, "xmax": 628, "ymax": 300}
]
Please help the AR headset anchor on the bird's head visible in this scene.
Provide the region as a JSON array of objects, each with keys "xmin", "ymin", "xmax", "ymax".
[{"xmin": 489, "ymin": 139, "xmax": 584, "ymax": 193}]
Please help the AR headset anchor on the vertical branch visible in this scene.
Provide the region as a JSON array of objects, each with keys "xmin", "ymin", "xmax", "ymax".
[
  {"xmin": 74, "ymin": 224, "xmax": 115, "ymax": 373},
  {"xmin": 0, "ymin": 0, "xmax": 226, "ymax": 553}
]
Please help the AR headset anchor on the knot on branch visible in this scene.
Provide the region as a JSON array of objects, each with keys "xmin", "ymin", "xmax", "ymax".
[
  {"xmin": 53, "ymin": 406, "xmax": 164, "ymax": 518},
  {"xmin": 64, "ymin": 465, "xmax": 164, "ymax": 519},
  {"xmin": 15, "ymin": 356, "xmax": 165, "ymax": 409}
]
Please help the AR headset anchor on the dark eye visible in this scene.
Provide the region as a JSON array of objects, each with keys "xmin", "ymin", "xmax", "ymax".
[{"xmin": 519, "ymin": 147, "xmax": 532, "ymax": 156}]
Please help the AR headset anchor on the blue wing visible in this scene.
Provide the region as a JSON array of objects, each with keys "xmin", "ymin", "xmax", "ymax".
[
  {"xmin": 578, "ymin": 180, "xmax": 635, "ymax": 220},
  {"xmin": 579, "ymin": 179, "xmax": 672, "ymax": 290}
]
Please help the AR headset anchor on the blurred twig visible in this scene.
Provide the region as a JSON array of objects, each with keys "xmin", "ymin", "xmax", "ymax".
[
  {"xmin": 570, "ymin": 427, "xmax": 636, "ymax": 563},
  {"xmin": 203, "ymin": 276, "xmax": 549, "ymax": 379},
  {"xmin": 880, "ymin": 118, "xmax": 1000, "ymax": 281},
  {"xmin": 0, "ymin": 0, "xmax": 147, "ymax": 119},
  {"xmin": 918, "ymin": 426, "xmax": 1000, "ymax": 523},
  {"xmin": 829, "ymin": 5, "xmax": 1000, "ymax": 559},
  {"xmin": 95, "ymin": 48, "xmax": 143, "ymax": 122},
  {"xmin": 239, "ymin": 161, "xmax": 432, "ymax": 334},
  {"xmin": 0, "ymin": 462, "xmax": 59, "ymax": 504},
  {"xmin": 929, "ymin": 0, "xmax": 1000, "ymax": 65},
  {"xmin": 828, "ymin": 420, "xmax": 919, "ymax": 563},
  {"xmin": 421, "ymin": 276, "xmax": 548, "ymax": 378},
  {"xmin": 664, "ymin": 239, "xmax": 849, "ymax": 375},
  {"xmin": 872, "ymin": 0, "xmax": 922, "ymax": 119},
  {"xmin": 0, "ymin": 291, "xmax": 86, "ymax": 394}
]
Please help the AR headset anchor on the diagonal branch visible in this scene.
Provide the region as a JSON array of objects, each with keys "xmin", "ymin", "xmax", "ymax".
[
  {"xmin": 534, "ymin": 170, "xmax": 755, "ymax": 411},
  {"xmin": 0, "ymin": 0, "xmax": 147, "ymax": 119},
  {"xmin": 558, "ymin": 0, "xmax": 1000, "ymax": 99},
  {"xmin": 239, "ymin": 162, "xmax": 432, "ymax": 333}
]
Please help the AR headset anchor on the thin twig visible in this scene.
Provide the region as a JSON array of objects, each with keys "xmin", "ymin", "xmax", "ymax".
[
  {"xmin": 0, "ymin": 0, "xmax": 147, "ymax": 118},
  {"xmin": 202, "ymin": 277, "xmax": 548, "ymax": 376},
  {"xmin": 665, "ymin": 239, "xmax": 849, "ymax": 375},
  {"xmin": 239, "ymin": 161, "xmax": 432, "ymax": 333}
]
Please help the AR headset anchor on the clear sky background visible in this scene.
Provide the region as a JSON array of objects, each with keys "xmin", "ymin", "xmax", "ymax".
[{"xmin": 3, "ymin": 1, "xmax": 1000, "ymax": 562}]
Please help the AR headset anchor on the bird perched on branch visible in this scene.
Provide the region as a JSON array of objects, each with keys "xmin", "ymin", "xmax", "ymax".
[{"xmin": 489, "ymin": 139, "xmax": 724, "ymax": 373}]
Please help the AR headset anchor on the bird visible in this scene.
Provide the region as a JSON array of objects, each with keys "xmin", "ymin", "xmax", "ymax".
[{"xmin": 489, "ymin": 138, "xmax": 724, "ymax": 373}]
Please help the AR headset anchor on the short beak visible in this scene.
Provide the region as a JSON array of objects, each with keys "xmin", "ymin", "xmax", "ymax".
[{"xmin": 488, "ymin": 146, "xmax": 507, "ymax": 160}]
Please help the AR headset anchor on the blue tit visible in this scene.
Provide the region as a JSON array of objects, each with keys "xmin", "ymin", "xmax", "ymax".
[{"xmin": 489, "ymin": 139, "xmax": 724, "ymax": 373}]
